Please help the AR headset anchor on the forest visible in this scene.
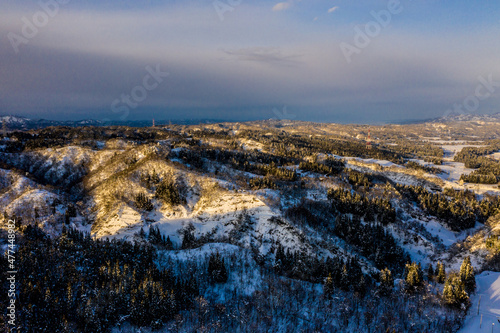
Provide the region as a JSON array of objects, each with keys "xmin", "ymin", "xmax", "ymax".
[{"xmin": 0, "ymin": 225, "xmax": 198, "ymax": 332}]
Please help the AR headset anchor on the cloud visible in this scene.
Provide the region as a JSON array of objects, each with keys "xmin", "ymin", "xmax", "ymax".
[
  {"xmin": 272, "ymin": 2, "xmax": 291, "ymax": 12},
  {"xmin": 327, "ymin": 6, "xmax": 338, "ymax": 14},
  {"xmin": 222, "ymin": 47, "xmax": 301, "ymax": 66},
  {"xmin": 0, "ymin": 2, "xmax": 499, "ymax": 123}
]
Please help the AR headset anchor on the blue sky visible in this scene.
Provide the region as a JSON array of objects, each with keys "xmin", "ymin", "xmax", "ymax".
[{"xmin": 1, "ymin": 0, "xmax": 499, "ymax": 123}]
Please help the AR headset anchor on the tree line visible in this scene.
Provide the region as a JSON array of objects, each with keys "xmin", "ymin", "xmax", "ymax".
[
  {"xmin": 396, "ymin": 184, "xmax": 500, "ymax": 231},
  {"xmin": 328, "ymin": 188, "xmax": 396, "ymax": 224}
]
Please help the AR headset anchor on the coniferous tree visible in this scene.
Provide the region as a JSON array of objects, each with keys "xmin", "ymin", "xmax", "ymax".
[
  {"xmin": 135, "ymin": 193, "xmax": 154, "ymax": 211},
  {"xmin": 356, "ymin": 275, "xmax": 367, "ymax": 296},
  {"xmin": 459, "ymin": 256, "xmax": 476, "ymax": 294},
  {"xmin": 323, "ymin": 273, "xmax": 334, "ymax": 297},
  {"xmin": 340, "ymin": 264, "xmax": 350, "ymax": 291},
  {"xmin": 165, "ymin": 235, "xmax": 174, "ymax": 250},
  {"xmin": 349, "ymin": 258, "xmax": 365, "ymax": 294},
  {"xmin": 138, "ymin": 227, "xmax": 146, "ymax": 239},
  {"xmin": 208, "ymin": 251, "xmax": 228, "ymax": 283},
  {"xmin": 443, "ymin": 274, "xmax": 470, "ymax": 309},
  {"xmin": 436, "ymin": 262, "xmax": 446, "ymax": 284},
  {"xmin": 404, "ymin": 262, "xmax": 423, "ymax": 292},
  {"xmin": 12, "ymin": 225, "xmax": 196, "ymax": 331},
  {"xmin": 417, "ymin": 263, "xmax": 424, "ymax": 283},
  {"xmin": 274, "ymin": 244, "xmax": 286, "ymax": 273},
  {"xmin": 155, "ymin": 179, "xmax": 181, "ymax": 206},
  {"xmin": 181, "ymin": 227, "xmax": 196, "ymax": 249},
  {"xmin": 379, "ymin": 268, "xmax": 394, "ymax": 295},
  {"xmin": 148, "ymin": 226, "xmax": 162, "ymax": 244},
  {"xmin": 427, "ymin": 264, "xmax": 435, "ymax": 282}
]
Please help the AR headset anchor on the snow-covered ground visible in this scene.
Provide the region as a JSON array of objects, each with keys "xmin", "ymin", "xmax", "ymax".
[
  {"xmin": 97, "ymin": 186, "xmax": 312, "ymax": 257},
  {"xmin": 335, "ymin": 150, "xmax": 499, "ymax": 195},
  {"xmin": 419, "ymin": 219, "xmax": 480, "ymax": 247},
  {"xmin": 440, "ymin": 144, "xmax": 486, "ymax": 159},
  {"xmin": 98, "ymin": 204, "xmax": 142, "ymax": 239},
  {"xmin": 460, "ymin": 271, "xmax": 500, "ymax": 333},
  {"xmin": 238, "ymin": 139, "xmax": 265, "ymax": 151},
  {"xmin": 410, "ymin": 158, "xmax": 500, "ymax": 194},
  {"xmin": 344, "ymin": 156, "xmax": 401, "ymax": 168},
  {"xmin": 151, "ymin": 192, "xmax": 308, "ymax": 255},
  {"xmin": 488, "ymin": 152, "xmax": 500, "ymax": 160},
  {"xmin": 159, "ymin": 243, "xmax": 263, "ymax": 299}
]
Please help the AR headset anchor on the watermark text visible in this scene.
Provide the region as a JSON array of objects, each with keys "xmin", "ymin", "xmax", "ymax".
[
  {"xmin": 6, "ymin": 219, "xmax": 17, "ymax": 327},
  {"xmin": 7, "ymin": 0, "xmax": 70, "ymax": 54}
]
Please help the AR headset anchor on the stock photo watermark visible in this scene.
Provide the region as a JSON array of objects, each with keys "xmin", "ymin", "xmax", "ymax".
[
  {"xmin": 340, "ymin": 0, "xmax": 403, "ymax": 64},
  {"xmin": 272, "ymin": 106, "xmax": 296, "ymax": 121},
  {"xmin": 7, "ymin": 0, "xmax": 70, "ymax": 54},
  {"xmin": 213, "ymin": 0, "xmax": 243, "ymax": 21},
  {"xmin": 110, "ymin": 65, "xmax": 169, "ymax": 121},
  {"xmin": 6, "ymin": 219, "xmax": 17, "ymax": 328},
  {"xmin": 444, "ymin": 74, "xmax": 500, "ymax": 117}
]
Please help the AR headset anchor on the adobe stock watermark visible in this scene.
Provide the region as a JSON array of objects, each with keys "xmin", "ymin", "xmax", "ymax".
[
  {"xmin": 213, "ymin": 0, "xmax": 243, "ymax": 21},
  {"xmin": 272, "ymin": 106, "xmax": 296, "ymax": 121},
  {"xmin": 7, "ymin": 0, "xmax": 70, "ymax": 54},
  {"xmin": 6, "ymin": 219, "xmax": 17, "ymax": 328},
  {"xmin": 110, "ymin": 65, "xmax": 169, "ymax": 121},
  {"xmin": 444, "ymin": 74, "xmax": 500, "ymax": 117},
  {"xmin": 340, "ymin": 0, "xmax": 403, "ymax": 64}
]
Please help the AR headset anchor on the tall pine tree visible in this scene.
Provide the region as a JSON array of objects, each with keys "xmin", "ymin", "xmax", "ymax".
[
  {"xmin": 379, "ymin": 267, "xmax": 394, "ymax": 295},
  {"xmin": 443, "ymin": 274, "xmax": 470, "ymax": 309},
  {"xmin": 459, "ymin": 256, "xmax": 476, "ymax": 294},
  {"xmin": 323, "ymin": 273, "xmax": 334, "ymax": 297},
  {"xmin": 208, "ymin": 251, "xmax": 228, "ymax": 283},
  {"xmin": 436, "ymin": 262, "xmax": 446, "ymax": 284},
  {"xmin": 404, "ymin": 262, "xmax": 423, "ymax": 292}
]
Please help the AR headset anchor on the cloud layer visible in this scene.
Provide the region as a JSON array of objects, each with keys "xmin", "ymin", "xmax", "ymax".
[{"xmin": 0, "ymin": 1, "xmax": 499, "ymax": 123}]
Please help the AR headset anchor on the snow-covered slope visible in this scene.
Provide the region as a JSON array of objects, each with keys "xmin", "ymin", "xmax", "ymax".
[
  {"xmin": 2, "ymin": 146, "xmax": 95, "ymax": 187},
  {"xmin": 0, "ymin": 168, "xmax": 67, "ymax": 233},
  {"xmin": 460, "ymin": 271, "xmax": 500, "ymax": 333}
]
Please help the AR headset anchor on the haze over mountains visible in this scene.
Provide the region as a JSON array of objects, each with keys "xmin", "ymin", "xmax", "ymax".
[
  {"xmin": 0, "ymin": 115, "xmax": 225, "ymax": 130},
  {"xmin": 3, "ymin": 112, "xmax": 500, "ymax": 130}
]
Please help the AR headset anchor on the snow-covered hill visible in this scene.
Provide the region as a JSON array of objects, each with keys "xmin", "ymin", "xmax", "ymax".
[
  {"xmin": 438, "ymin": 113, "xmax": 500, "ymax": 123},
  {"xmin": 0, "ymin": 168, "xmax": 68, "ymax": 234},
  {"xmin": 2, "ymin": 121, "xmax": 500, "ymax": 332}
]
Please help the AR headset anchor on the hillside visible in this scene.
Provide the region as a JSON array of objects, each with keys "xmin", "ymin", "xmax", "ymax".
[{"xmin": 1, "ymin": 119, "xmax": 500, "ymax": 332}]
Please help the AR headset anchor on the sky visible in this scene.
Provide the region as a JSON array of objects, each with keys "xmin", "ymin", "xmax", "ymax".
[{"xmin": 0, "ymin": 0, "xmax": 499, "ymax": 124}]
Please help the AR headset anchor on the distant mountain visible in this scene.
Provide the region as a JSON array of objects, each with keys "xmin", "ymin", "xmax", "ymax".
[
  {"xmin": 0, "ymin": 115, "xmax": 233, "ymax": 130},
  {"xmin": 0, "ymin": 115, "xmax": 104, "ymax": 130},
  {"xmin": 0, "ymin": 115, "xmax": 32, "ymax": 129},
  {"xmin": 3, "ymin": 112, "xmax": 500, "ymax": 131},
  {"xmin": 435, "ymin": 112, "xmax": 500, "ymax": 123}
]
